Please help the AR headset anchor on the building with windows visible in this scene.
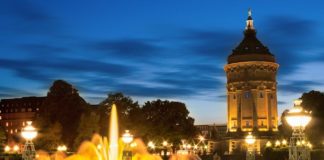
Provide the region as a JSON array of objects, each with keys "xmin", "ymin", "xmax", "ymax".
[
  {"xmin": 223, "ymin": 9, "xmax": 279, "ymax": 155},
  {"xmin": 0, "ymin": 97, "xmax": 45, "ymax": 140}
]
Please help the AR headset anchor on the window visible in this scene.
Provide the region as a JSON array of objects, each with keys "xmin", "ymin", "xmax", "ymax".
[
  {"xmin": 270, "ymin": 94, "xmax": 274, "ymax": 99},
  {"xmin": 233, "ymin": 95, "xmax": 236, "ymax": 99},
  {"xmin": 246, "ymin": 121, "xmax": 250, "ymax": 127},
  {"xmin": 260, "ymin": 93, "xmax": 263, "ymax": 98},
  {"xmin": 6, "ymin": 122, "xmax": 8, "ymax": 127},
  {"xmin": 245, "ymin": 92, "xmax": 251, "ymax": 98},
  {"xmin": 0, "ymin": 116, "xmax": 2, "ymax": 120}
]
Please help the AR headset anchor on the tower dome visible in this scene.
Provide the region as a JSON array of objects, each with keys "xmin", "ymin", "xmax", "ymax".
[{"xmin": 228, "ymin": 9, "xmax": 275, "ymax": 64}]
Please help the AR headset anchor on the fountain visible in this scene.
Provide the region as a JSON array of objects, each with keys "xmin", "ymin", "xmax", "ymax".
[
  {"xmin": 35, "ymin": 104, "xmax": 200, "ymax": 160},
  {"xmin": 109, "ymin": 104, "xmax": 119, "ymax": 160}
]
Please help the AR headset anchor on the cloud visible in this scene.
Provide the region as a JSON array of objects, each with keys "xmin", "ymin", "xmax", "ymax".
[
  {"xmin": 89, "ymin": 39, "xmax": 163, "ymax": 59},
  {"xmin": 260, "ymin": 16, "xmax": 320, "ymax": 76},
  {"xmin": 18, "ymin": 44, "xmax": 69, "ymax": 55},
  {"xmin": 0, "ymin": 57, "xmax": 136, "ymax": 85},
  {"xmin": 179, "ymin": 29, "xmax": 241, "ymax": 62},
  {"xmin": 0, "ymin": 86, "xmax": 37, "ymax": 99},
  {"xmin": 278, "ymin": 80, "xmax": 322, "ymax": 94}
]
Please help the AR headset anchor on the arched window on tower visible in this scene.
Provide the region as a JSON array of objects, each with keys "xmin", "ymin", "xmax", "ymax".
[
  {"xmin": 270, "ymin": 94, "xmax": 273, "ymax": 99},
  {"xmin": 260, "ymin": 92, "xmax": 263, "ymax": 98},
  {"xmin": 245, "ymin": 92, "xmax": 251, "ymax": 98}
]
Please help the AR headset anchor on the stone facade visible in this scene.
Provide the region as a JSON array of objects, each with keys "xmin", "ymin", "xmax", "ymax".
[{"xmin": 222, "ymin": 10, "xmax": 279, "ymax": 155}]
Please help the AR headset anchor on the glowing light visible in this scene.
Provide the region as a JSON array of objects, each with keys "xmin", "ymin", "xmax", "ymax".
[
  {"xmin": 266, "ymin": 141, "xmax": 272, "ymax": 147},
  {"xmin": 130, "ymin": 142, "xmax": 137, "ymax": 148},
  {"xmin": 97, "ymin": 144, "xmax": 102, "ymax": 150},
  {"xmin": 162, "ymin": 141, "xmax": 168, "ymax": 147},
  {"xmin": 282, "ymin": 139, "xmax": 287, "ymax": 146},
  {"xmin": 148, "ymin": 141, "xmax": 155, "ymax": 149},
  {"xmin": 13, "ymin": 145, "xmax": 19, "ymax": 152},
  {"xmin": 57, "ymin": 145, "xmax": 67, "ymax": 152},
  {"xmin": 275, "ymin": 140, "xmax": 281, "ymax": 147},
  {"xmin": 109, "ymin": 104, "xmax": 119, "ymax": 160},
  {"xmin": 199, "ymin": 135, "xmax": 205, "ymax": 141},
  {"xmin": 4, "ymin": 145, "xmax": 10, "ymax": 152},
  {"xmin": 286, "ymin": 99, "xmax": 311, "ymax": 128},
  {"xmin": 297, "ymin": 141, "xmax": 301, "ymax": 146},
  {"xmin": 307, "ymin": 143, "xmax": 312, "ymax": 149},
  {"xmin": 21, "ymin": 121, "xmax": 37, "ymax": 140},
  {"xmin": 122, "ymin": 130, "xmax": 133, "ymax": 144},
  {"xmin": 245, "ymin": 132, "xmax": 256, "ymax": 145}
]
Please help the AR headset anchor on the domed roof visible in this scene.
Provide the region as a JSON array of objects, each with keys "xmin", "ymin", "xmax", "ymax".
[{"xmin": 227, "ymin": 10, "xmax": 275, "ymax": 64}]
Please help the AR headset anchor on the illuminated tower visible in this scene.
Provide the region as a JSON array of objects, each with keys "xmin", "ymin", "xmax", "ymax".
[{"xmin": 224, "ymin": 9, "xmax": 279, "ymax": 134}]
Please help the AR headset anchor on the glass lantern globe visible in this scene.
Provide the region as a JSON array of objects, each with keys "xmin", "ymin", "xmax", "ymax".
[
  {"xmin": 245, "ymin": 132, "xmax": 256, "ymax": 145},
  {"xmin": 21, "ymin": 121, "xmax": 37, "ymax": 141},
  {"xmin": 122, "ymin": 130, "xmax": 133, "ymax": 144},
  {"xmin": 285, "ymin": 99, "xmax": 312, "ymax": 129}
]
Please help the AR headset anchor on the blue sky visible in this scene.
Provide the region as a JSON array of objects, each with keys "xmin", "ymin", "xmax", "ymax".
[{"xmin": 1, "ymin": 0, "xmax": 324, "ymax": 124}]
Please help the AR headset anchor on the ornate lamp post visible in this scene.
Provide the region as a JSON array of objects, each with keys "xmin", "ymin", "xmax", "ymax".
[
  {"xmin": 245, "ymin": 132, "xmax": 256, "ymax": 160},
  {"xmin": 21, "ymin": 121, "xmax": 37, "ymax": 160},
  {"xmin": 122, "ymin": 130, "xmax": 133, "ymax": 160},
  {"xmin": 286, "ymin": 99, "xmax": 312, "ymax": 160}
]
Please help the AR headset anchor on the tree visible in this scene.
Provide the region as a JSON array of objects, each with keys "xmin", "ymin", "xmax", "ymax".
[
  {"xmin": 74, "ymin": 112, "xmax": 100, "ymax": 148},
  {"xmin": 141, "ymin": 99, "xmax": 197, "ymax": 145},
  {"xmin": 97, "ymin": 92, "xmax": 141, "ymax": 136},
  {"xmin": 278, "ymin": 109, "xmax": 291, "ymax": 138},
  {"xmin": 300, "ymin": 90, "xmax": 324, "ymax": 145},
  {"xmin": 35, "ymin": 121, "xmax": 63, "ymax": 151},
  {"xmin": 35, "ymin": 80, "xmax": 89, "ymax": 149}
]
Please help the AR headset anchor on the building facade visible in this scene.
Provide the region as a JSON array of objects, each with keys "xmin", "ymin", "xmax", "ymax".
[
  {"xmin": 224, "ymin": 10, "xmax": 279, "ymax": 134},
  {"xmin": 0, "ymin": 97, "xmax": 45, "ymax": 139},
  {"xmin": 223, "ymin": 10, "xmax": 279, "ymax": 155}
]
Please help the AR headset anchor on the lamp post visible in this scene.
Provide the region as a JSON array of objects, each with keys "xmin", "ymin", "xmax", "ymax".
[
  {"xmin": 21, "ymin": 121, "xmax": 37, "ymax": 160},
  {"xmin": 285, "ymin": 99, "xmax": 312, "ymax": 160},
  {"xmin": 245, "ymin": 132, "xmax": 256, "ymax": 160},
  {"xmin": 122, "ymin": 130, "xmax": 133, "ymax": 160}
]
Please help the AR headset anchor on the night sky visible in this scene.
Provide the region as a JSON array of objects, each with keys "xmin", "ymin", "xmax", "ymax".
[{"xmin": 1, "ymin": 1, "xmax": 324, "ymax": 124}]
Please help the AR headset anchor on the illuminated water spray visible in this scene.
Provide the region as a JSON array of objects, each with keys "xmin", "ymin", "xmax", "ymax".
[{"xmin": 109, "ymin": 104, "xmax": 119, "ymax": 160}]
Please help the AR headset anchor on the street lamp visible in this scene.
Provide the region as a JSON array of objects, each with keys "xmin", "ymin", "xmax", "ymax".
[
  {"xmin": 285, "ymin": 99, "xmax": 312, "ymax": 160},
  {"xmin": 21, "ymin": 121, "xmax": 37, "ymax": 160},
  {"xmin": 57, "ymin": 145, "xmax": 67, "ymax": 152},
  {"xmin": 245, "ymin": 132, "xmax": 256, "ymax": 160},
  {"xmin": 4, "ymin": 145, "xmax": 10, "ymax": 153},
  {"xmin": 122, "ymin": 130, "xmax": 133, "ymax": 160},
  {"xmin": 13, "ymin": 145, "xmax": 20, "ymax": 153}
]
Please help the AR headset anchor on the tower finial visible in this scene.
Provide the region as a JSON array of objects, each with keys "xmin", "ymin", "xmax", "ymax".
[
  {"xmin": 248, "ymin": 8, "xmax": 252, "ymax": 17},
  {"xmin": 245, "ymin": 8, "xmax": 254, "ymax": 30}
]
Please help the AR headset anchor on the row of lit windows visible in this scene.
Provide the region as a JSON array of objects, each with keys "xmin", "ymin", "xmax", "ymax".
[
  {"xmin": 4, "ymin": 121, "xmax": 27, "ymax": 127},
  {"xmin": 0, "ymin": 108, "xmax": 39, "ymax": 113},
  {"xmin": 6, "ymin": 129, "xmax": 19, "ymax": 134},
  {"xmin": 1, "ymin": 102, "xmax": 41, "ymax": 107}
]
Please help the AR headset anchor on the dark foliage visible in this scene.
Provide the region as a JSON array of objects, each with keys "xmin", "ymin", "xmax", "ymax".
[
  {"xmin": 141, "ymin": 99, "xmax": 197, "ymax": 145},
  {"xmin": 35, "ymin": 80, "xmax": 89, "ymax": 149}
]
